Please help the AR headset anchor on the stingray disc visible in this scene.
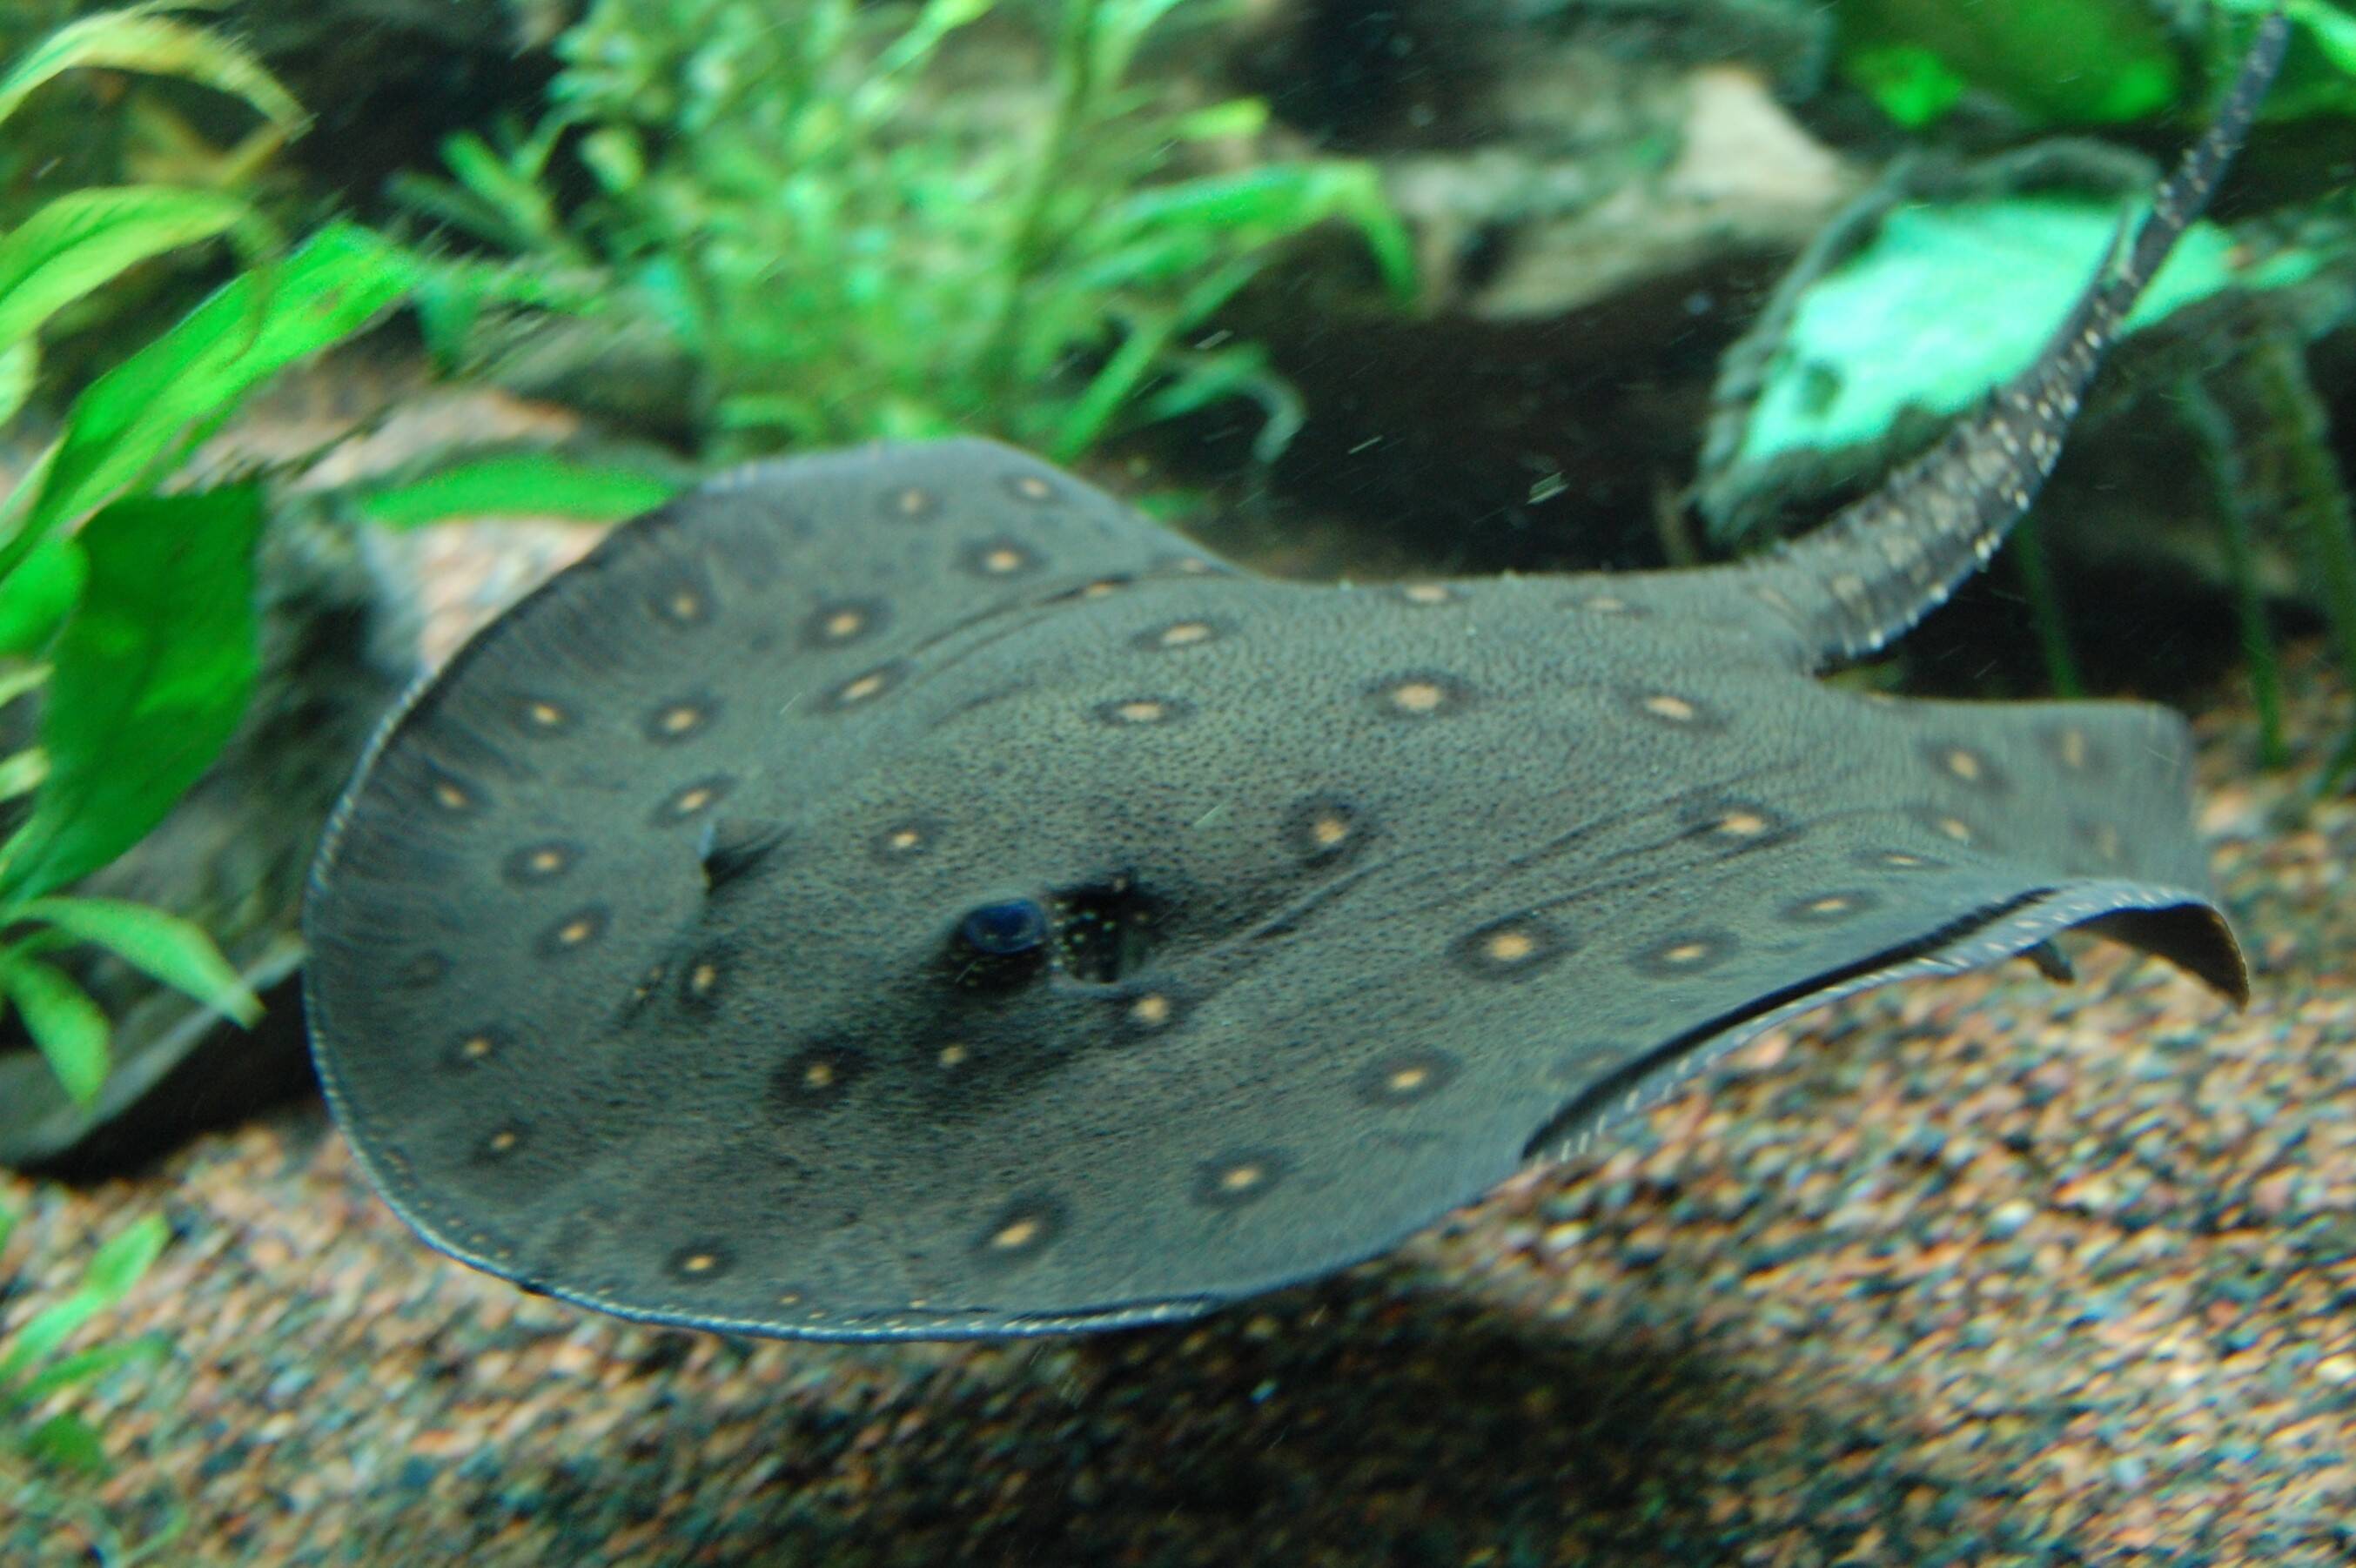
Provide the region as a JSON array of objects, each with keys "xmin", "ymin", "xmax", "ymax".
[{"xmin": 304, "ymin": 437, "xmax": 2245, "ymax": 1341}]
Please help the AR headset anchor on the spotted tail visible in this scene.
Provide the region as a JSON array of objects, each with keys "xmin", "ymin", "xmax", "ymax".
[{"xmin": 1740, "ymin": 9, "xmax": 2289, "ymax": 670}]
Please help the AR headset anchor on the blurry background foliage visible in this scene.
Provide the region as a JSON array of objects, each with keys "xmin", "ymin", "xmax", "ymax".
[{"xmin": 393, "ymin": 0, "xmax": 1419, "ymax": 467}]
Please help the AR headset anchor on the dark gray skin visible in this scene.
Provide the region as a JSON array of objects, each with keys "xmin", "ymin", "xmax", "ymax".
[{"xmin": 303, "ymin": 17, "xmax": 2283, "ymax": 1341}]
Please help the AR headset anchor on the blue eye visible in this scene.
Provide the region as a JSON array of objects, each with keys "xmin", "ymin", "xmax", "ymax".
[{"xmin": 959, "ymin": 898, "xmax": 1048, "ymax": 955}]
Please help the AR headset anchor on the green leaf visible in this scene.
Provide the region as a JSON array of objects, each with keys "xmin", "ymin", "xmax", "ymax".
[
  {"xmin": 20, "ymin": 895, "xmax": 260, "ymax": 1025},
  {"xmin": 352, "ymin": 452, "xmax": 683, "ymax": 528},
  {"xmin": 19, "ymin": 1412, "xmax": 107, "ymax": 1472},
  {"xmin": 0, "ymin": 6, "xmax": 306, "ymax": 137},
  {"xmin": 0, "ymin": 1211, "xmax": 165, "ymax": 1393},
  {"xmin": 0, "ymin": 223, "xmax": 413, "ymax": 579},
  {"xmin": 0, "ymin": 185, "xmax": 258, "ymax": 357},
  {"xmin": 0, "ymin": 487, "xmax": 262, "ymax": 901},
  {"xmin": 1736, "ymin": 199, "xmax": 2319, "ymax": 467},
  {"xmin": 80, "ymin": 1210, "xmax": 168, "ymax": 1300},
  {"xmin": 0, "ymin": 338, "xmax": 31, "ymax": 430},
  {"xmin": 0, "ymin": 533, "xmax": 86, "ymax": 658},
  {"xmin": 12, "ymin": 1332, "xmax": 165, "ymax": 1406},
  {"xmin": 0, "ymin": 955, "xmax": 109, "ymax": 1108}
]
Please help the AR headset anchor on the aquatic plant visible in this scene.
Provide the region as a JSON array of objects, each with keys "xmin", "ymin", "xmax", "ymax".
[
  {"xmin": 0, "ymin": 1202, "xmax": 165, "ymax": 1474},
  {"xmin": 397, "ymin": 0, "xmax": 1416, "ymax": 464},
  {"xmin": 0, "ymin": 10, "xmax": 414, "ymax": 1103},
  {"xmin": 1700, "ymin": 15, "xmax": 2356, "ymax": 786}
]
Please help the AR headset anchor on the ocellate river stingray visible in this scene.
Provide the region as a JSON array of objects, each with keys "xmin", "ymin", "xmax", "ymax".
[{"xmin": 303, "ymin": 18, "xmax": 2284, "ymax": 1341}]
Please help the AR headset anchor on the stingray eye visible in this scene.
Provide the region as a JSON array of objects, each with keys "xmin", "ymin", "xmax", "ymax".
[{"xmin": 959, "ymin": 898, "xmax": 1048, "ymax": 956}]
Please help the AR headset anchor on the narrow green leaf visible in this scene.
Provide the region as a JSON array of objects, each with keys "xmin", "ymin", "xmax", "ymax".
[
  {"xmin": 79, "ymin": 1211, "xmax": 168, "ymax": 1301},
  {"xmin": 0, "ymin": 1211, "xmax": 164, "ymax": 1392},
  {"xmin": 12, "ymin": 1332, "xmax": 166, "ymax": 1406},
  {"xmin": 0, "ymin": 487, "xmax": 262, "ymax": 900},
  {"xmin": 0, "ymin": 185, "xmax": 256, "ymax": 355},
  {"xmin": 0, "ymin": 8, "xmax": 305, "ymax": 137},
  {"xmin": 0, "ymin": 338, "xmax": 31, "ymax": 430},
  {"xmin": 21, "ymin": 896, "xmax": 260, "ymax": 1025},
  {"xmin": 19, "ymin": 1412, "xmax": 107, "ymax": 1472},
  {"xmin": 0, "ymin": 1198, "xmax": 17, "ymax": 1258},
  {"xmin": 0, "ymin": 223, "xmax": 412, "ymax": 579},
  {"xmin": 0, "ymin": 534, "xmax": 85, "ymax": 658},
  {"xmin": 0, "ymin": 748, "xmax": 48, "ymax": 801},
  {"xmin": 0, "ymin": 955, "xmax": 109, "ymax": 1108},
  {"xmin": 353, "ymin": 452, "xmax": 684, "ymax": 528}
]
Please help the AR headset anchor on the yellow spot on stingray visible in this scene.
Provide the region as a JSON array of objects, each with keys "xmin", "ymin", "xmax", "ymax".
[
  {"xmin": 1012, "ymin": 475, "xmax": 1053, "ymax": 500},
  {"xmin": 894, "ymin": 487, "xmax": 933, "ymax": 517},
  {"xmin": 937, "ymin": 1042, "xmax": 970, "ymax": 1068},
  {"xmin": 1642, "ymin": 694, "xmax": 1700, "ymax": 723},
  {"xmin": 487, "ymin": 1129, "xmax": 518, "ymax": 1154},
  {"xmin": 1944, "ymin": 747, "xmax": 1983, "ymax": 782},
  {"xmin": 991, "ymin": 1217, "xmax": 1043, "ymax": 1250},
  {"xmin": 525, "ymin": 700, "xmax": 567, "ymax": 728},
  {"xmin": 822, "ymin": 608, "xmax": 866, "ymax": 640},
  {"xmin": 1310, "ymin": 814, "xmax": 1349, "ymax": 848},
  {"xmin": 689, "ymin": 962, "xmax": 719, "ymax": 995},
  {"xmin": 1402, "ymin": 583, "xmax": 1452, "ymax": 605},
  {"xmin": 840, "ymin": 671, "xmax": 890, "ymax": 704},
  {"xmin": 1114, "ymin": 700, "xmax": 1169, "ymax": 724},
  {"xmin": 1579, "ymin": 594, "xmax": 1631, "ymax": 614},
  {"xmin": 460, "ymin": 1035, "xmax": 494, "ymax": 1061},
  {"xmin": 1715, "ymin": 810, "xmax": 1770, "ymax": 838},
  {"xmin": 982, "ymin": 546, "xmax": 1027, "ymax": 574},
  {"xmin": 1159, "ymin": 621, "xmax": 1215, "ymax": 647},
  {"xmin": 1936, "ymin": 816, "xmax": 1975, "ymax": 845},
  {"xmin": 1082, "ymin": 580, "xmax": 1123, "ymax": 599},
  {"xmin": 673, "ymin": 786, "xmax": 715, "ymax": 815},
  {"xmin": 1484, "ymin": 928, "xmax": 1539, "ymax": 965},
  {"xmin": 803, "ymin": 1061, "xmax": 837, "ymax": 1090},
  {"xmin": 433, "ymin": 781, "xmax": 471, "ymax": 811},
  {"xmin": 659, "ymin": 705, "xmax": 703, "ymax": 734},
  {"xmin": 1218, "ymin": 1163, "xmax": 1267, "ymax": 1193},
  {"xmin": 1806, "ymin": 895, "xmax": 1853, "ymax": 916},
  {"xmin": 1386, "ymin": 1065, "xmax": 1432, "ymax": 1096},
  {"xmin": 558, "ymin": 915, "xmax": 598, "ymax": 946},
  {"xmin": 1660, "ymin": 941, "xmax": 1710, "ymax": 966},
  {"xmin": 1130, "ymin": 994, "xmax": 1173, "ymax": 1028},
  {"xmin": 1389, "ymin": 680, "xmax": 1449, "ymax": 714},
  {"xmin": 677, "ymin": 1252, "xmax": 719, "ymax": 1275},
  {"xmin": 2057, "ymin": 728, "xmax": 2089, "ymax": 770},
  {"xmin": 666, "ymin": 589, "xmax": 704, "ymax": 622}
]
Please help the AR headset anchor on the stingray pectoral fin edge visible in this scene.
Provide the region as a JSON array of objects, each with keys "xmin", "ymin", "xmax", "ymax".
[{"xmin": 1525, "ymin": 881, "xmax": 2247, "ymax": 1166}]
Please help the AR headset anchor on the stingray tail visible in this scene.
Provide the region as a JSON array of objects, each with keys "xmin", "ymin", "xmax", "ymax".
[{"xmin": 1741, "ymin": 9, "xmax": 2289, "ymax": 669}]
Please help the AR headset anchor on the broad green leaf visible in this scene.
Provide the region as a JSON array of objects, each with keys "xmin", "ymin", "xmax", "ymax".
[
  {"xmin": 0, "ymin": 534, "xmax": 85, "ymax": 658},
  {"xmin": 1835, "ymin": 0, "xmax": 2180, "ymax": 126},
  {"xmin": 353, "ymin": 452, "xmax": 683, "ymax": 528},
  {"xmin": 0, "ymin": 955, "xmax": 108, "ymax": 1108},
  {"xmin": 0, "ymin": 7, "xmax": 305, "ymax": 137},
  {"xmin": 0, "ymin": 224, "xmax": 413, "ymax": 578},
  {"xmin": 0, "ymin": 186, "xmax": 258, "ymax": 356},
  {"xmin": 20, "ymin": 895, "xmax": 259, "ymax": 1025},
  {"xmin": 1736, "ymin": 200, "xmax": 2319, "ymax": 467},
  {"xmin": 0, "ymin": 487, "xmax": 261, "ymax": 901}
]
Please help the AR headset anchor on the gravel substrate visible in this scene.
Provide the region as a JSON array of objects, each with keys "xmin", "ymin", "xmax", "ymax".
[{"xmin": 3, "ymin": 548, "xmax": 2351, "ymax": 1565}]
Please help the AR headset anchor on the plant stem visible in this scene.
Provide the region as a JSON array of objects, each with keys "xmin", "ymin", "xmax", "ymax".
[{"xmin": 2178, "ymin": 375, "xmax": 2287, "ymax": 769}]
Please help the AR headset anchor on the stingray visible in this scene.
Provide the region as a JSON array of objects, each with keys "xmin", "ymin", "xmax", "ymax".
[{"xmin": 303, "ymin": 17, "xmax": 2283, "ymax": 1341}]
